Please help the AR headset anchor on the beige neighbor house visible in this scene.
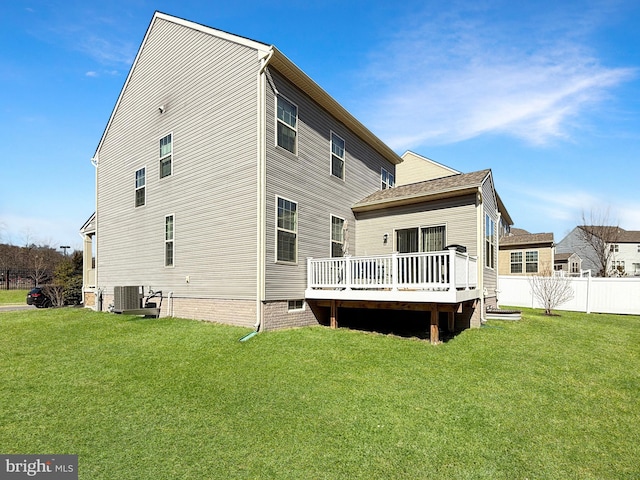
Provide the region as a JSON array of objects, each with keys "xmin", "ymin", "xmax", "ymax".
[
  {"xmin": 82, "ymin": 12, "xmax": 512, "ymax": 343},
  {"xmin": 498, "ymin": 228, "xmax": 555, "ymax": 276}
]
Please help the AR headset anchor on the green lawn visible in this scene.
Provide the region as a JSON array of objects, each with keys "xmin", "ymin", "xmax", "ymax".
[
  {"xmin": 1, "ymin": 308, "xmax": 638, "ymax": 479},
  {"xmin": 0, "ymin": 289, "xmax": 28, "ymax": 305}
]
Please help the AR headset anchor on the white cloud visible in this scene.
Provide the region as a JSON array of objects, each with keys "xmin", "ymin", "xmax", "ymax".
[
  {"xmin": 358, "ymin": 4, "xmax": 636, "ymax": 150},
  {"xmin": 85, "ymin": 71, "xmax": 98, "ymax": 77}
]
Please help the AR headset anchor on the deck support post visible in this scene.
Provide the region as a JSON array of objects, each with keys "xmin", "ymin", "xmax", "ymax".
[
  {"xmin": 330, "ymin": 299, "xmax": 338, "ymax": 329},
  {"xmin": 429, "ymin": 304, "xmax": 439, "ymax": 344}
]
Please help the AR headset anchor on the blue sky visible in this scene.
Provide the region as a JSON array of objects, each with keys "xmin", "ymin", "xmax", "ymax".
[{"xmin": 1, "ymin": 0, "xmax": 639, "ymax": 251}]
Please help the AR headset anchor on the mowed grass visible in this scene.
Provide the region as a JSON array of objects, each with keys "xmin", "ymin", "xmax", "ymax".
[
  {"xmin": 1, "ymin": 308, "xmax": 639, "ymax": 479},
  {"xmin": 0, "ymin": 289, "xmax": 29, "ymax": 305}
]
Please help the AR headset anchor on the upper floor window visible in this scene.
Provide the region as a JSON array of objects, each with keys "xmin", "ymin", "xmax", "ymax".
[
  {"xmin": 610, "ymin": 244, "xmax": 619, "ymax": 253},
  {"xmin": 330, "ymin": 132, "xmax": 345, "ymax": 180},
  {"xmin": 485, "ymin": 215, "xmax": 495, "ymax": 269},
  {"xmin": 510, "ymin": 252, "xmax": 523, "ymax": 273},
  {"xmin": 135, "ymin": 167, "xmax": 146, "ymax": 207},
  {"xmin": 165, "ymin": 215, "xmax": 174, "ymax": 267},
  {"xmin": 331, "ymin": 215, "xmax": 345, "ymax": 257},
  {"xmin": 276, "ymin": 196, "xmax": 297, "ymax": 263},
  {"xmin": 160, "ymin": 133, "xmax": 172, "ymax": 178},
  {"xmin": 277, "ymin": 96, "xmax": 297, "ymax": 154},
  {"xmin": 525, "ymin": 250, "xmax": 538, "ymax": 273},
  {"xmin": 381, "ymin": 168, "xmax": 395, "ymax": 190}
]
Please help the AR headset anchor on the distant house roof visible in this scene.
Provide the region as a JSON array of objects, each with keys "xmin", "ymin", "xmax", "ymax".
[
  {"xmin": 579, "ymin": 226, "xmax": 640, "ymax": 243},
  {"xmin": 555, "ymin": 252, "xmax": 574, "ymax": 262},
  {"xmin": 352, "ymin": 169, "xmax": 491, "ymax": 212},
  {"xmin": 500, "ymin": 231, "xmax": 554, "ymax": 247}
]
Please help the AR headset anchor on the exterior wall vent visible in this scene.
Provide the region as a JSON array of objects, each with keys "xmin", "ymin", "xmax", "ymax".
[{"xmin": 113, "ymin": 286, "xmax": 142, "ymax": 311}]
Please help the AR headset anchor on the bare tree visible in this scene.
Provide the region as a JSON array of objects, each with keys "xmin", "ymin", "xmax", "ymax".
[
  {"xmin": 578, "ymin": 209, "xmax": 622, "ymax": 277},
  {"xmin": 528, "ymin": 269, "xmax": 575, "ymax": 315}
]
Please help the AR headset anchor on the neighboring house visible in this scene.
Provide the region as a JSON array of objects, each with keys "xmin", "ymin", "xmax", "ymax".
[
  {"xmin": 556, "ymin": 226, "xmax": 640, "ymax": 276},
  {"xmin": 81, "ymin": 12, "xmax": 513, "ymax": 342},
  {"xmin": 498, "ymin": 228, "xmax": 554, "ymax": 276},
  {"xmin": 554, "ymin": 252, "xmax": 582, "ymax": 275}
]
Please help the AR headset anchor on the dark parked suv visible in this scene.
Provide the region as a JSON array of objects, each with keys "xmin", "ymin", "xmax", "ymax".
[{"xmin": 26, "ymin": 287, "xmax": 52, "ymax": 308}]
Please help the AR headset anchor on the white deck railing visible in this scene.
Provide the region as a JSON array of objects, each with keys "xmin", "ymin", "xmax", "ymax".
[{"xmin": 307, "ymin": 248, "xmax": 477, "ymax": 292}]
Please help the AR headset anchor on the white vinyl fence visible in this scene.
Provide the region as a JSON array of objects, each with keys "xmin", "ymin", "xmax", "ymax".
[{"xmin": 498, "ymin": 275, "xmax": 640, "ymax": 315}]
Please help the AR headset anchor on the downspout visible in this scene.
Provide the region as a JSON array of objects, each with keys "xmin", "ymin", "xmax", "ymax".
[
  {"xmin": 253, "ymin": 47, "xmax": 274, "ymax": 335},
  {"xmin": 91, "ymin": 154, "xmax": 100, "ymax": 311}
]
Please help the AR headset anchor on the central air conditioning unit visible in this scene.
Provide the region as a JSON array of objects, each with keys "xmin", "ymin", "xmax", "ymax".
[{"xmin": 113, "ymin": 286, "xmax": 142, "ymax": 312}]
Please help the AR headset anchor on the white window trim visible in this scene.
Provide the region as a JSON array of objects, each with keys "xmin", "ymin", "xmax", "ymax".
[
  {"xmin": 135, "ymin": 166, "xmax": 146, "ymax": 208},
  {"xmin": 330, "ymin": 131, "xmax": 346, "ymax": 181},
  {"xmin": 159, "ymin": 132, "xmax": 173, "ymax": 178},
  {"xmin": 275, "ymin": 195, "xmax": 298, "ymax": 265},
  {"xmin": 525, "ymin": 250, "xmax": 539, "ymax": 273},
  {"xmin": 381, "ymin": 167, "xmax": 395, "ymax": 190},
  {"xmin": 330, "ymin": 214, "xmax": 346, "ymax": 257},
  {"xmin": 287, "ymin": 299, "xmax": 305, "ymax": 312},
  {"xmin": 165, "ymin": 213, "xmax": 175, "ymax": 268},
  {"xmin": 275, "ymin": 95, "xmax": 298, "ymax": 155},
  {"xmin": 510, "ymin": 251, "xmax": 523, "ymax": 274}
]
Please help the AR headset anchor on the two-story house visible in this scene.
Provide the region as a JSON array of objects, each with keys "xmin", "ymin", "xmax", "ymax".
[
  {"xmin": 82, "ymin": 12, "xmax": 511, "ymax": 342},
  {"xmin": 556, "ymin": 226, "xmax": 640, "ymax": 276}
]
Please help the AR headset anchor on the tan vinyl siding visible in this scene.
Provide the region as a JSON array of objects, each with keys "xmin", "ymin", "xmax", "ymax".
[
  {"xmin": 355, "ymin": 195, "xmax": 478, "ymax": 256},
  {"xmin": 481, "ymin": 175, "xmax": 498, "ymax": 295},
  {"xmin": 97, "ymin": 18, "xmax": 259, "ymax": 299},
  {"xmin": 499, "ymin": 245, "xmax": 554, "ymax": 275},
  {"xmin": 396, "ymin": 151, "xmax": 458, "ymax": 185},
  {"xmin": 264, "ymin": 69, "xmax": 394, "ymax": 300}
]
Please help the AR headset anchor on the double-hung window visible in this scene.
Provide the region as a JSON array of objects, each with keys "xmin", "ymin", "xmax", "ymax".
[
  {"xmin": 277, "ymin": 197, "xmax": 297, "ymax": 263},
  {"xmin": 160, "ymin": 133, "xmax": 172, "ymax": 178},
  {"xmin": 525, "ymin": 251, "xmax": 538, "ymax": 273},
  {"xmin": 135, "ymin": 167, "xmax": 146, "ymax": 207},
  {"xmin": 165, "ymin": 215, "xmax": 174, "ymax": 267},
  {"xmin": 510, "ymin": 252, "xmax": 523, "ymax": 273},
  {"xmin": 485, "ymin": 214, "xmax": 495, "ymax": 268},
  {"xmin": 277, "ymin": 96, "xmax": 297, "ymax": 154},
  {"xmin": 331, "ymin": 132, "xmax": 345, "ymax": 179},
  {"xmin": 381, "ymin": 168, "xmax": 395, "ymax": 189},
  {"xmin": 331, "ymin": 215, "xmax": 345, "ymax": 257}
]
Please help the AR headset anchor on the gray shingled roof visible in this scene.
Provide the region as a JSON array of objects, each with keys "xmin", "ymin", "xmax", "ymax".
[
  {"xmin": 500, "ymin": 232, "xmax": 554, "ymax": 247},
  {"xmin": 579, "ymin": 226, "xmax": 640, "ymax": 243},
  {"xmin": 353, "ymin": 169, "xmax": 491, "ymax": 211}
]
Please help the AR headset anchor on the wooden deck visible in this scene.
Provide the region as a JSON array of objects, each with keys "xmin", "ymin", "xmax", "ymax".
[
  {"xmin": 305, "ymin": 249, "xmax": 481, "ymax": 344},
  {"xmin": 305, "ymin": 248, "xmax": 479, "ymax": 304}
]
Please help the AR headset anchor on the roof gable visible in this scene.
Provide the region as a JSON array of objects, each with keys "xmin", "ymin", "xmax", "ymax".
[{"xmin": 92, "ymin": 11, "xmax": 402, "ymax": 167}]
